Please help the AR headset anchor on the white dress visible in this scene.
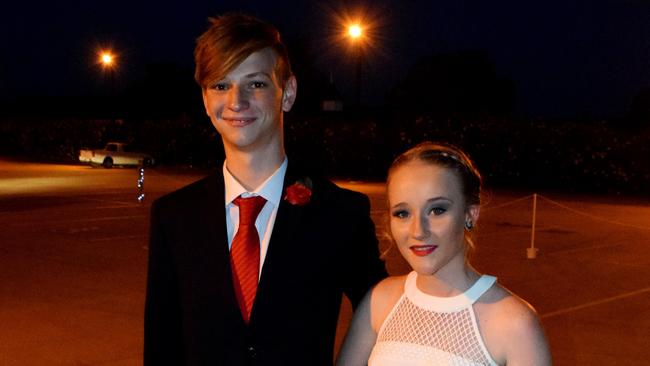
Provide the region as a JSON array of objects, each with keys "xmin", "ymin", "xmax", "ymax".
[{"xmin": 369, "ymin": 272, "xmax": 499, "ymax": 366}]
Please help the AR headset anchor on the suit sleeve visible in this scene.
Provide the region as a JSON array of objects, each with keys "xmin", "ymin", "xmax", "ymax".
[
  {"xmin": 143, "ymin": 200, "xmax": 184, "ymax": 365},
  {"xmin": 341, "ymin": 192, "xmax": 388, "ymax": 308}
]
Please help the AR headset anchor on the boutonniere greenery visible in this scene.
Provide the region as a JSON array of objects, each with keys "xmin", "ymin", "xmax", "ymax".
[{"xmin": 283, "ymin": 177, "xmax": 313, "ymax": 206}]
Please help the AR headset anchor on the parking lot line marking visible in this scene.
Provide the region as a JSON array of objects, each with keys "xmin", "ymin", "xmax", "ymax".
[
  {"xmin": 541, "ymin": 286, "xmax": 650, "ymax": 319},
  {"xmin": 548, "ymin": 243, "xmax": 624, "ymax": 255},
  {"xmin": 11, "ymin": 215, "xmax": 147, "ymax": 226},
  {"xmin": 90, "ymin": 235, "xmax": 147, "ymax": 242},
  {"xmin": 82, "ymin": 197, "xmax": 141, "ymax": 207},
  {"xmin": 95, "ymin": 205, "xmax": 145, "ymax": 209}
]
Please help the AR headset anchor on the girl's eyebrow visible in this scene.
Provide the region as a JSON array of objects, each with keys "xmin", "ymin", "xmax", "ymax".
[
  {"xmin": 427, "ymin": 197, "xmax": 453, "ymax": 204},
  {"xmin": 389, "ymin": 197, "xmax": 454, "ymax": 210}
]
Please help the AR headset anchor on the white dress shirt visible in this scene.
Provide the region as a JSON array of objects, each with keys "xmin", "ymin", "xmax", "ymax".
[{"xmin": 223, "ymin": 158, "xmax": 287, "ymax": 279}]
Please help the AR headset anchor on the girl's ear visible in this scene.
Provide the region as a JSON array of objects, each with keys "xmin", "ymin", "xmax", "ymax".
[{"xmin": 466, "ymin": 204, "xmax": 480, "ymax": 227}]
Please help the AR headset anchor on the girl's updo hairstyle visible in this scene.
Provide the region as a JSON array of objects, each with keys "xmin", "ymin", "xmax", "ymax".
[{"xmin": 387, "ymin": 142, "xmax": 482, "ymax": 208}]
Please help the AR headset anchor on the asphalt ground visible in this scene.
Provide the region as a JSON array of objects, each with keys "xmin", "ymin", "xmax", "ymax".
[{"xmin": 1, "ymin": 159, "xmax": 649, "ymax": 365}]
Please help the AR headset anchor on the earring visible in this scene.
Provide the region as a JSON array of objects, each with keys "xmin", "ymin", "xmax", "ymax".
[{"xmin": 465, "ymin": 220, "xmax": 473, "ymax": 230}]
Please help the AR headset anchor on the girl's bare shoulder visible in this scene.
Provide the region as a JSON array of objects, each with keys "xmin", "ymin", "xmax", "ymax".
[
  {"xmin": 476, "ymin": 282, "xmax": 550, "ymax": 365},
  {"xmin": 479, "ymin": 283, "xmax": 540, "ymax": 327},
  {"xmin": 369, "ymin": 275, "xmax": 408, "ymax": 331},
  {"xmin": 373, "ymin": 275, "xmax": 407, "ymax": 299}
]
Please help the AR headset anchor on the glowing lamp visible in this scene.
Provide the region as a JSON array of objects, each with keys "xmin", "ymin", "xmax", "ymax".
[
  {"xmin": 348, "ymin": 24, "xmax": 362, "ymax": 39},
  {"xmin": 100, "ymin": 52, "xmax": 114, "ymax": 67}
]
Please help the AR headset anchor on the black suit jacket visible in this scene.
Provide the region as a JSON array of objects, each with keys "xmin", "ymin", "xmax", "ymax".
[{"xmin": 144, "ymin": 164, "xmax": 387, "ymax": 365}]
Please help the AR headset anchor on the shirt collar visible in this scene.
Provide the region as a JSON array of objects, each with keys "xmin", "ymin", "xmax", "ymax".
[{"xmin": 223, "ymin": 157, "xmax": 288, "ymax": 207}]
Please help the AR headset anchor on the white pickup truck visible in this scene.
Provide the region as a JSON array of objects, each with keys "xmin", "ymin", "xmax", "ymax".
[{"xmin": 78, "ymin": 142, "xmax": 154, "ymax": 168}]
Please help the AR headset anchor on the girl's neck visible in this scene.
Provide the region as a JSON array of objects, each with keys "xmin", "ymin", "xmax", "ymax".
[{"xmin": 416, "ymin": 261, "xmax": 480, "ymax": 298}]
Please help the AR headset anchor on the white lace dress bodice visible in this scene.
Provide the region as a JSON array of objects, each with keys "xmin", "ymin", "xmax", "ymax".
[{"xmin": 369, "ymin": 272, "xmax": 499, "ymax": 366}]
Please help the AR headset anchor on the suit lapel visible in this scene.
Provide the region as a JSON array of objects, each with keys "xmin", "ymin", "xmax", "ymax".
[
  {"xmin": 252, "ymin": 165, "xmax": 307, "ymax": 318},
  {"xmin": 199, "ymin": 173, "xmax": 230, "ymax": 266},
  {"xmin": 196, "ymin": 174, "xmax": 240, "ymax": 307},
  {"xmin": 267, "ymin": 163, "xmax": 308, "ymax": 262}
]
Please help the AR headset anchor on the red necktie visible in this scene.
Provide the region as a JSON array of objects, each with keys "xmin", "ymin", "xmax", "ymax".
[{"xmin": 230, "ymin": 195, "xmax": 266, "ymax": 324}]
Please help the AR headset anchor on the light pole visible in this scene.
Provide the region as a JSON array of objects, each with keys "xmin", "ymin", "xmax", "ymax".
[
  {"xmin": 347, "ymin": 23, "xmax": 364, "ymax": 108},
  {"xmin": 99, "ymin": 51, "xmax": 116, "ymax": 96},
  {"xmin": 98, "ymin": 50, "xmax": 117, "ymax": 121}
]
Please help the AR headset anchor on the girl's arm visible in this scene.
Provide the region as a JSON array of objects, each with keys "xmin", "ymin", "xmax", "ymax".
[
  {"xmin": 336, "ymin": 289, "xmax": 377, "ymax": 366},
  {"xmin": 336, "ymin": 276, "xmax": 405, "ymax": 366},
  {"xmin": 503, "ymin": 306, "xmax": 552, "ymax": 366}
]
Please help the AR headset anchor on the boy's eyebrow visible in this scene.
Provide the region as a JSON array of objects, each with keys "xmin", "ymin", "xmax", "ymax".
[{"xmin": 244, "ymin": 71, "xmax": 272, "ymax": 78}]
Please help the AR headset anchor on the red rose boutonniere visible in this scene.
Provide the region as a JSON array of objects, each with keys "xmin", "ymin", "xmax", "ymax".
[{"xmin": 284, "ymin": 178, "xmax": 312, "ymax": 206}]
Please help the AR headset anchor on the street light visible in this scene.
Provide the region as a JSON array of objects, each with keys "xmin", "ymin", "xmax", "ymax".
[
  {"xmin": 348, "ymin": 24, "xmax": 362, "ymax": 39},
  {"xmin": 331, "ymin": 7, "xmax": 384, "ymax": 109},
  {"xmin": 347, "ymin": 22, "xmax": 365, "ymax": 108},
  {"xmin": 97, "ymin": 49, "xmax": 117, "ymax": 87},
  {"xmin": 97, "ymin": 49, "xmax": 117, "ymax": 120},
  {"xmin": 100, "ymin": 52, "xmax": 114, "ymax": 67}
]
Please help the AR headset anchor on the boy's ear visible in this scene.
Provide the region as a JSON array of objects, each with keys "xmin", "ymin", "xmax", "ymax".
[
  {"xmin": 282, "ymin": 75, "xmax": 297, "ymax": 112},
  {"xmin": 201, "ymin": 89, "xmax": 210, "ymax": 116}
]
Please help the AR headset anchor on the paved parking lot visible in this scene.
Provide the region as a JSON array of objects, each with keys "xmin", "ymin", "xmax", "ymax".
[{"xmin": 2, "ymin": 159, "xmax": 649, "ymax": 365}]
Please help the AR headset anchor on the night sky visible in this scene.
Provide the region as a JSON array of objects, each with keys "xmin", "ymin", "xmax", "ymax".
[{"xmin": 2, "ymin": 0, "xmax": 649, "ymax": 119}]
